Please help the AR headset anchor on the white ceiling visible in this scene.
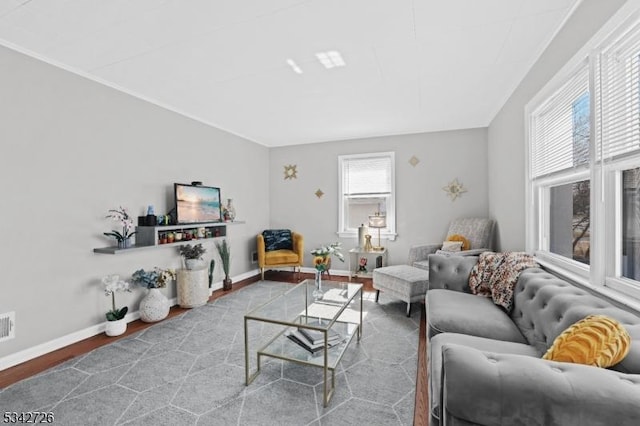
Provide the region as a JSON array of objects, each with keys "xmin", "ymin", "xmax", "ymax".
[{"xmin": 0, "ymin": 0, "xmax": 579, "ymax": 147}]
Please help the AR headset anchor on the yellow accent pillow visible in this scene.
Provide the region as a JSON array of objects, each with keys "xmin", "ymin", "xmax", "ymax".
[
  {"xmin": 542, "ymin": 314, "xmax": 631, "ymax": 368},
  {"xmin": 447, "ymin": 234, "xmax": 470, "ymax": 251}
]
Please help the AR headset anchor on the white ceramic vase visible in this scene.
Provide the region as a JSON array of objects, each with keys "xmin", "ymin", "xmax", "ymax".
[
  {"xmin": 139, "ymin": 288, "xmax": 170, "ymax": 322},
  {"xmin": 105, "ymin": 318, "xmax": 127, "ymax": 336}
]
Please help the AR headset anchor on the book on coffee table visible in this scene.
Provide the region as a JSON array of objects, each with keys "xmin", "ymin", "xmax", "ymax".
[
  {"xmin": 285, "ymin": 329, "xmax": 343, "ymax": 353},
  {"xmin": 285, "ymin": 330, "xmax": 324, "ymax": 353},
  {"xmin": 298, "ymin": 327, "xmax": 342, "ymax": 346}
]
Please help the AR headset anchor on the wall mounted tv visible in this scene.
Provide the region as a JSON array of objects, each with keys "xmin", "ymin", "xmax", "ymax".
[{"xmin": 174, "ymin": 183, "xmax": 222, "ymax": 224}]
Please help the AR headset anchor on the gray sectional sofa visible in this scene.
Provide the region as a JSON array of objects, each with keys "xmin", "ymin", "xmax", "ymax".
[{"xmin": 426, "ymin": 254, "xmax": 640, "ymax": 426}]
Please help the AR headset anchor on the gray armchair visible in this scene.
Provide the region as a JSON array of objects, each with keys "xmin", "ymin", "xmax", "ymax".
[{"xmin": 408, "ymin": 218, "xmax": 495, "ymax": 270}]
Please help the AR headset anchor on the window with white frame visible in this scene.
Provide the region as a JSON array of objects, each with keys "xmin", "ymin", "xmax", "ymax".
[
  {"xmin": 621, "ymin": 167, "xmax": 640, "ymax": 281},
  {"xmin": 529, "ymin": 64, "xmax": 591, "ymax": 269},
  {"xmin": 338, "ymin": 152, "xmax": 396, "ymax": 239},
  {"xmin": 598, "ymin": 20, "xmax": 640, "ymax": 297},
  {"xmin": 527, "ymin": 13, "xmax": 640, "ymax": 299}
]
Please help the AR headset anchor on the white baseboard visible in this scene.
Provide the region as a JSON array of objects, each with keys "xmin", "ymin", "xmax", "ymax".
[
  {"xmin": 1, "ymin": 323, "xmax": 100, "ymax": 372},
  {"xmin": 0, "ymin": 270, "xmax": 260, "ymax": 372},
  {"xmin": 232, "ymin": 269, "xmax": 261, "ymax": 283}
]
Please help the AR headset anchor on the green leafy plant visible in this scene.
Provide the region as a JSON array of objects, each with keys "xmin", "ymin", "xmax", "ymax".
[
  {"xmin": 179, "ymin": 243, "xmax": 206, "ymax": 259},
  {"xmin": 102, "ymin": 275, "xmax": 131, "ymax": 321},
  {"xmin": 106, "ymin": 307, "xmax": 128, "ymax": 321},
  {"xmin": 215, "ymin": 239, "xmax": 231, "ymax": 276},
  {"xmin": 208, "ymin": 259, "xmax": 216, "ymax": 288}
]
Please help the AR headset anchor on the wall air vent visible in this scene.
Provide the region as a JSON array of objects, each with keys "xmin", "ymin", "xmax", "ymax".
[{"xmin": 0, "ymin": 312, "xmax": 15, "ymax": 342}]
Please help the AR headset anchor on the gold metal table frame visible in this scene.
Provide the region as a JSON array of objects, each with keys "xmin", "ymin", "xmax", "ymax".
[{"xmin": 244, "ymin": 279, "xmax": 363, "ymax": 407}]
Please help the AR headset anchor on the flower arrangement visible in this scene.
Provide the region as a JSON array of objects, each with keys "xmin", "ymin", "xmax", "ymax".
[
  {"xmin": 102, "ymin": 274, "xmax": 131, "ymax": 321},
  {"xmin": 131, "ymin": 267, "xmax": 176, "ymax": 289},
  {"xmin": 358, "ymin": 257, "xmax": 368, "ymax": 272},
  {"xmin": 104, "ymin": 206, "xmax": 136, "ymax": 244},
  {"xmin": 311, "ymin": 242, "xmax": 344, "ymax": 272},
  {"xmin": 179, "ymin": 243, "xmax": 206, "ymax": 260}
]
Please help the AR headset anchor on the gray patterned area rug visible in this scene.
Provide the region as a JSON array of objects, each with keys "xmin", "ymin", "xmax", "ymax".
[{"xmin": 0, "ymin": 281, "xmax": 420, "ymax": 426}]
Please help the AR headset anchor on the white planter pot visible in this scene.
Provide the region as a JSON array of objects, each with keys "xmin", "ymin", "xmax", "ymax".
[
  {"xmin": 105, "ymin": 318, "xmax": 127, "ymax": 336},
  {"xmin": 139, "ymin": 288, "xmax": 170, "ymax": 322},
  {"xmin": 185, "ymin": 259, "xmax": 205, "ymax": 270},
  {"xmin": 177, "ymin": 268, "xmax": 209, "ymax": 308}
]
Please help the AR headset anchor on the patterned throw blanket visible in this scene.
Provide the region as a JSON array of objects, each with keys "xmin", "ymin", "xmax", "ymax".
[{"xmin": 469, "ymin": 252, "xmax": 539, "ymax": 313}]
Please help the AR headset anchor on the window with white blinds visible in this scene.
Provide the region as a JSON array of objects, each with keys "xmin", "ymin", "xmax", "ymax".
[
  {"xmin": 342, "ymin": 156, "xmax": 392, "ymax": 196},
  {"xmin": 526, "ymin": 10, "xmax": 640, "ymax": 299},
  {"xmin": 596, "ymin": 21, "xmax": 640, "ymax": 161},
  {"xmin": 338, "ymin": 152, "xmax": 396, "ymax": 238},
  {"xmin": 530, "ymin": 64, "xmax": 590, "ymax": 179}
]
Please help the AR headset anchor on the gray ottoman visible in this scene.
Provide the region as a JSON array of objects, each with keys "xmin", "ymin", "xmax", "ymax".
[{"xmin": 373, "ymin": 265, "xmax": 429, "ymax": 316}]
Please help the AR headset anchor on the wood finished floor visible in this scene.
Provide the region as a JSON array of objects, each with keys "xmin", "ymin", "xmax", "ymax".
[{"xmin": 0, "ymin": 270, "xmax": 428, "ymax": 426}]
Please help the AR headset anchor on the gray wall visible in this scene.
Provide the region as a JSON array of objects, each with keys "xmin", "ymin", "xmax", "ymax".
[
  {"xmin": 487, "ymin": 0, "xmax": 626, "ymax": 251},
  {"xmin": 0, "ymin": 45, "xmax": 269, "ymax": 359},
  {"xmin": 269, "ymin": 129, "xmax": 489, "ymax": 267},
  {"xmin": 4, "ymin": 0, "xmax": 625, "ymax": 366}
]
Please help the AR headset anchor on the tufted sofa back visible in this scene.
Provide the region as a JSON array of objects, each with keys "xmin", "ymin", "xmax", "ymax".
[
  {"xmin": 512, "ymin": 268, "xmax": 640, "ymax": 373},
  {"xmin": 428, "ymin": 255, "xmax": 478, "ymax": 293}
]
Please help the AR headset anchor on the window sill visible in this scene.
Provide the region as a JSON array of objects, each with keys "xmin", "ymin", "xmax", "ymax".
[
  {"xmin": 535, "ymin": 256, "xmax": 640, "ymax": 314},
  {"xmin": 534, "ymin": 252, "xmax": 589, "ymax": 282},
  {"xmin": 337, "ymin": 231, "xmax": 397, "ymax": 241},
  {"xmin": 603, "ymin": 278, "xmax": 640, "ymax": 313}
]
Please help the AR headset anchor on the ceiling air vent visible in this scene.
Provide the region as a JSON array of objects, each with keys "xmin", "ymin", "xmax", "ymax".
[{"xmin": 0, "ymin": 312, "xmax": 15, "ymax": 342}]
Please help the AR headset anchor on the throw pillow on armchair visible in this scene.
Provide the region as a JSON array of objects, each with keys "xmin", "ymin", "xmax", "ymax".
[{"xmin": 262, "ymin": 229, "xmax": 293, "ymax": 251}]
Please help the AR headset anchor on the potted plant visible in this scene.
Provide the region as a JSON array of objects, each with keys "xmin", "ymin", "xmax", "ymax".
[
  {"xmin": 102, "ymin": 274, "xmax": 131, "ymax": 336},
  {"xmin": 179, "ymin": 243, "xmax": 206, "ymax": 269},
  {"xmin": 208, "ymin": 259, "xmax": 216, "ymax": 288},
  {"xmin": 310, "ymin": 242, "xmax": 344, "ymax": 299},
  {"xmin": 104, "ymin": 206, "xmax": 136, "ymax": 249},
  {"xmin": 215, "ymin": 239, "xmax": 232, "ymax": 291},
  {"xmin": 131, "ymin": 267, "xmax": 175, "ymax": 322}
]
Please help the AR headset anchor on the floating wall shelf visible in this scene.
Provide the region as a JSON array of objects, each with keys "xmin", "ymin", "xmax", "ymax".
[{"xmin": 93, "ymin": 221, "xmax": 245, "ymax": 255}]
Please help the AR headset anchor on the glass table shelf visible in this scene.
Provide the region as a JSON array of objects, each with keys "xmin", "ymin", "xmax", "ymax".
[{"xmin": 244, "ymin": 279, "xmax": 363, "ymax": 407}]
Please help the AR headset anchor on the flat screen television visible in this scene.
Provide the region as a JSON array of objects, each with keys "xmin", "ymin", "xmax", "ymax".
[{"xmin": 174, "ymin": 183, "xmax": 222, "ymax": 224}]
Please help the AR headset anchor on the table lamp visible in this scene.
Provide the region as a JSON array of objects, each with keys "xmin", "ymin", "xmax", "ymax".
[{"xmin": 368, "ymin": 213, "xmax": 386, "ymax": 251}]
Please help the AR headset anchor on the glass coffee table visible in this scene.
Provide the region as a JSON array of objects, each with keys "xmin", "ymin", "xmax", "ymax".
[{"xmin": 244, "ymin": 279, "xmax": 363, "ymax": 406}]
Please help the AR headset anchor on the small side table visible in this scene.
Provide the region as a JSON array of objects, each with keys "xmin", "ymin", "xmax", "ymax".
[
  {"xmin": 177, "ymin": 268, "xmax": 209, "ymax": 308},
  {"xmin": 348, "ymin": 248, "xmax": 388, "ymax": 281}
]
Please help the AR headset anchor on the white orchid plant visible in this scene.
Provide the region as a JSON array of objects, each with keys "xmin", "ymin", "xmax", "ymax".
[
  {"xmin": 311, "ymin": 242, "xmax": 344, "ymax": 272},
  {"xmin": 102, "ymin": 274, "xmax": 131, "ymax": 321},
  {"xmin": 104, "ymin": 206, "xmax": 136, "ymax": 242}
]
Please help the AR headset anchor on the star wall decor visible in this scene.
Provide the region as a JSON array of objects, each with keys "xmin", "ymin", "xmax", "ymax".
[
  {"xmin": 409, "ymin": 155, "xmax": 420, "ymax": 167},
  {"xmin": 283, "ymin": 164, "xmax": 297, "ymax": 180},
  {"xmin": 315, "ymin": 189, "xmax": 324, "ymax": 198},
  {"xmin": 443, "ymin": 178, "xmax": 467, "ymax": 201}
]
